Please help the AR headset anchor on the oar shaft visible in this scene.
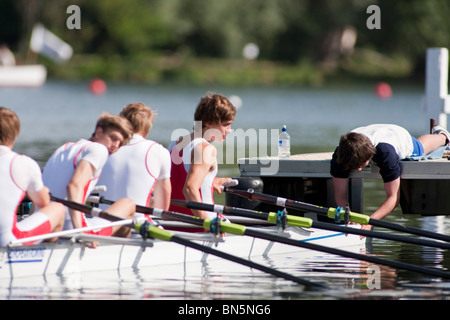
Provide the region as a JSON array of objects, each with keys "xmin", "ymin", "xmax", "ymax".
[
  {"xmin": 226, "ymin": 188, "xmax": 450, "ymax": 242},
  {"xmin": 369, "ymin": 218, "xmax": 450, "ymax": 242},
  {"xmin": 171, "ymin": 199, "xmax": 271, "ymax": 221},
  {"xmin": 173, "ymin": 199, "xmax": 450, "ymax": 250},
  {"xmin": 311, "ymin": 221, "xmax": 450, "ymax": 250},
  {"xmin": 158, "ymin": 205, "xmax": 450, "ymax": 280},
  {"xmin": 85, "ymin": 196, "xmax": 450, "ymax": 280},
  {"xmin": 171, "ymin": 199, "xmax": 314, "ymax": 228},
  {"xmin": 53, "ymin": 195, "xmax": 321, "ymax": 288},
  {"xmin": 170, "ymin": 233, "xmax": 321, "ymax": 287},
  {"xmin": 9, "ymin": 219, "xmax": 134, "ymax": 246},
  {"xmin": 51, "ymin": 195, "xmax": 124, "ymax": 222},
  {"xmin": 242, "ymin": 228, "xmax": 450, "ymax": 280},
  {"xmin": 88, "ymin": 195, "xmax": 154, "ymax": 215},
  {"xmin": 227, "ymin": 189, "xmax": 329, "ymax": 215},
  {"xmin": 137, "ymin": 219, "xmax": 323, "ymax": 287}
]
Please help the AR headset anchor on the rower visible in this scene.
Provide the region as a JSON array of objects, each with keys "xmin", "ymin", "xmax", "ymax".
[
  {"xmin": 97, "ymin": 103, "xmax": 171, "ymax": 217},
  {"xmin": 0, "ymin": 107, "xmax": 65, "ymax": 246},
  {"xmin": 168, "ymin": 93, "xmax": 236, "ymax": 226},
  {"xmin": 41, "ymin": 113, "xmax": 135, "ymax": 243}
]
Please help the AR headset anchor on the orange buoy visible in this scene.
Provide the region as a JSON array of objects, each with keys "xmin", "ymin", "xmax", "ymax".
[
  {"xmin": 375, "ymin": 82, "xmax": 392, "ymax": 99},
  {"xmin": 89, "ymin": 78, "xmax": 107, "ymax": 95}
]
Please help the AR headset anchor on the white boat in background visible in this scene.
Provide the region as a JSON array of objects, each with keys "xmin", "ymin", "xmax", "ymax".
[
  {"xmin": 0, "ymin": 224, "xmax": 366, "ymax": 280},
  {"xmin": 0, "ymin": 23, "xmax": 72, "ymax": 88},
  {"xmin": 0, "ymin": 65, "xmax": 47, "ymax": 87}
]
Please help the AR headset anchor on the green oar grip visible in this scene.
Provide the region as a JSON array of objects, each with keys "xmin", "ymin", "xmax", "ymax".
[
  {"xmin": 203, "ymin": 219, "xmax": 247, "ymax": 235},
  {"xmin": 267, "ymin": 212, "xmax": 313, "ymax": 228},
  {"xmin": 327, "ymin": 208, "xmax": 370, "ymax": 225},
  {"xmin": 135, "ymin": 223, "xmax": 174, "ymax": 241}
]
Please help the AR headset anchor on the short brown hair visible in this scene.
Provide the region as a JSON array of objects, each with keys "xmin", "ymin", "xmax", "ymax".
[
  {"xmin": 337, "ymin": 132, "xmax": 376, "ymax": 171},
  {"xmin": 94, "ymin": 113, "xmax": 133, "ymax": 145},
  {"xmin": 0, "ymin": 107, "xmax": 20, "ymax": 145},
  {"xmin": 194, "ymin": 93, "xmax": 236, "ymax": 127},
  {"xmin": 120, "ymin": 102, "xmax": 156, "ymax": 136}
]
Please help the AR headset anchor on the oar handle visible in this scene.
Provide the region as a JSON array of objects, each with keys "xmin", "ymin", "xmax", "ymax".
[
  {"xmin": 51, "ymin": 194, "xmax": 125, "ymax": 222},
  {"xmin": 220, "ymin": 179, "xmax": 239, "ymax": 190}
]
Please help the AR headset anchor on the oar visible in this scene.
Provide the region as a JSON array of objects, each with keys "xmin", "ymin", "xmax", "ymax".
[
  {"xmin": 9, "ymin": 219, "xmax": 134, "ymax": 246},
  {"xmin": 86, "ymin": 195, "xmax": 450, "ymax": 280},
  {"xmin": 224, "ymin": 188, "xmax": 450, "ymax": 243},
  {"xmin": 144, "ymin": 203, "xmax": 450, "ymax": 279},
  {"xmin": 50, "ymin": 195, "xmax": 323, "ymax": 289},
  {"xmin": 170, "ymin": 200, "xmax": 450, "ymax": 251}
]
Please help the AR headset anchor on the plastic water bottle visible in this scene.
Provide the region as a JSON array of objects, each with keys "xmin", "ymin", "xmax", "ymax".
[{"xmin": 278, "ymin": 125, "xmax": 290, "ymax": 158}]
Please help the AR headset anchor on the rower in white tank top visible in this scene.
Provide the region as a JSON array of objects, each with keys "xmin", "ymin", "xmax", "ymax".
[
  {"xmin": 98, "ymin": 134, "xmax": 171, "ymax": 208},
  {"xmin": 42, "ymin": 139, "xmax": 109, "ymax": 230},
  {"xmin": 0, "ymin": 146, "xmax": 51, "ymax": 245}
]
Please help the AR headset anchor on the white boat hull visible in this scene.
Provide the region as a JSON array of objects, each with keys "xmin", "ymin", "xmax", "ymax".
[
  {"xmin": 0, "ymin": 65, "xmax": 47, "ymax": 87},
  {"xmin": 0, "ymin": 226, "xmax": 366, "ymax": 280}
]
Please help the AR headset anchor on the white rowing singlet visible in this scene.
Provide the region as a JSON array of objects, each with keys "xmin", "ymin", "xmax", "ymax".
[
  {"xmin": 98, "ymin": 134, "xmax": 171, "ymax": 207},
  {"xmin": 0, "ymin": 146, "xmax": 49, "ymax": 245},
  {"xmin": 42, "ymin": 139, "xmax": 108, "ymax": 230}
]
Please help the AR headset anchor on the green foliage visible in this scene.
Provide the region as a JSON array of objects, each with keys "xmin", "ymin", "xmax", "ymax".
[{"xmin": 2, "ymin": 0, "xmax": 450, "ymax": 84}]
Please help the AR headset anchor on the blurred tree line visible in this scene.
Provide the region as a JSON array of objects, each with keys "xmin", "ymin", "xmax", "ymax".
[{"xmin": 1, "ymin": 0, "xmax": 450, "ymax": 85}]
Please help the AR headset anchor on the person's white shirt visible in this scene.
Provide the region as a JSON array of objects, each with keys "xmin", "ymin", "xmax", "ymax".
[{"xmin": 352, "ymin": 124, "xmax": 413, "ymax": 159}]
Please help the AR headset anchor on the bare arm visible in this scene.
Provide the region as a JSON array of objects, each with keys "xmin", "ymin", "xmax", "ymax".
[
  {"xmin": 183, "ymin": 142, "xmax": 216, "ymax": 220},
  {"xmin": 371, "ymin": 177, "xmax": 400, "ymax": 221},
  {"xmin": 27, "ymin": 186, "xmax": 51, "ymax": 209},
  {"xmin": 332, "ymin": 177, "xmax": 349, "ymax": 207},
  {"xmin": 360, "ymin": 177, "xmax": 400, "ymax": 232},
  {"xmin": 150, "ymin": 178, "xmax": 171, "ymax": 210},
  {"xmin": 66, "ymin": 160, "xmax": 95, "ymax": 229}
]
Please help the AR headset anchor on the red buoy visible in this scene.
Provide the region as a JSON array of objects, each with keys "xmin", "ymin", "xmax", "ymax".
[
  {"xmin": 89, "ymin": 78, "xmax": 107, "ymax": 95},
  {"xmin": 375, "ymin": 82, "xmax": 392, "ymax": 99}
]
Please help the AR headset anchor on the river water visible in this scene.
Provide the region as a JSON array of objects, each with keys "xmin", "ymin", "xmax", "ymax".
[{"xmin": 1, "ymin": 80, "xmax": 450, "ymax": 301}]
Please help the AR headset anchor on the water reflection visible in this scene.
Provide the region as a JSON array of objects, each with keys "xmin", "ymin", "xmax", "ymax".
[{"xmin": 2, "ymin": 242, "xmax": 450, "ymax": 300}]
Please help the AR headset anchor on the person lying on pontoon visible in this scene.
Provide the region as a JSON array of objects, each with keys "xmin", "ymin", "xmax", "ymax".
[
  {"xmin": 42, "ymin": 113, "xmax": 136, "ymax": 243},
  {"xmin": 330, "ymin": 124, "xmax": 450, "ymax": 232},
  {"xmin": 0, "ymin": 107, "xmax": 65, "ymax": 246}
]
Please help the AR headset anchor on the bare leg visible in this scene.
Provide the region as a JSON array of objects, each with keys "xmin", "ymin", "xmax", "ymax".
[
  {"xmin": 38, "ymin": 202, "xmax": 65, "ymax": 242},
  {"xmin": 105, "ymin": 198, "xmax": 135, "ymax": 237},
  {"xmin": 417, "ymin": 133, "xmax": 447, "ymax": 155}
]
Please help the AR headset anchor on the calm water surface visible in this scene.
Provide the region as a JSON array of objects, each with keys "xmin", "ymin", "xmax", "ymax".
[{"xmin": 1, "ymin": 80, "xmax": 450, "ymax": 300}]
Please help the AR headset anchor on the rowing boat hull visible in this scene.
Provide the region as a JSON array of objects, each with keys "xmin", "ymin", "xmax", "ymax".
[
  {"xmin": 0, "ymin": 65, "xmax": 47, "ymax": 87},
  {"xmin": 0, "ymin": 226, "xmax": 366, "ymax": 280}
]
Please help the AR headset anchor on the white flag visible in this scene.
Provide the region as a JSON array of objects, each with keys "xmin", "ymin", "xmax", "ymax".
[{"xmin": 30, "ymin": 24, "xmax": 73, "ymax": 63}]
